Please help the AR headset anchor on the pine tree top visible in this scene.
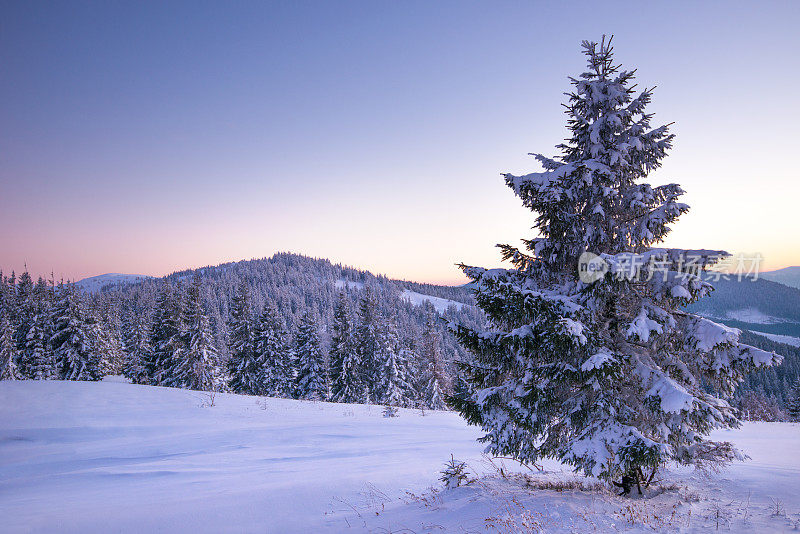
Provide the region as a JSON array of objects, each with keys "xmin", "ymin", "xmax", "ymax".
[{"xmin": 502, "ymin": 35, "xmax": 688, "ymax": 269}]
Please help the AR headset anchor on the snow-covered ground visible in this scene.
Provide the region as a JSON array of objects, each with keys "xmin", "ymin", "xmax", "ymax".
[
  {"xmin": 332, "ymin": 281, "xmax": 468, "ymax": 313},
  {"xmin": 752, "ymin": 331, "xmax": 800, "ymax": 347},
  {"xmin": 725, "ymin": 308, "xmax": 786, "ymax": 325},
  {"xmin": 75, "ymin": 273, "xmax": 152, "ymax": 293},
  {"xmin": 334, "ymin": 279, "xmax": 365, "ymax": 290},
  {"xmin": 1, "ymin": 380, "xmax": 799, "ymax": 533},
  {"xmin": 400, "ymin": 289, "xmax": 466, "ymax": 313}
]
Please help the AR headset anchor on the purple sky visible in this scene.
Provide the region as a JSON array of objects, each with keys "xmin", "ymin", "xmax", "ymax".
[{"xmin": 1, "ymin": 1, "xmax": 798, "ymax": 284}]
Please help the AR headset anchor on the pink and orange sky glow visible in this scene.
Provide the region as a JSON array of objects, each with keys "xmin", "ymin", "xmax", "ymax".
[{"xmin": 2, "ymin": 2, "xmax": 798, "ymax": 285}]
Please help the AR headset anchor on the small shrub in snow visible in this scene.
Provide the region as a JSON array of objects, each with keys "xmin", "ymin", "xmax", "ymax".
[
  {"xmin": 615, "ymin": 501, "xmax": 683, "ymax": 530},
  {"xmin": 771, "ymin": 497, "xmax": 785, "ymax": 517},
  {"xmin": 197, "ymin": 389, "xmax": 217, "ymax": 408},
  {"xmin": 403, "ymin": 487, "xmax": 443, "ymax": 510},
  {"xmin": 679, "ymin": 489, "xmax": 702, "ymax": 503},
  {"xmin": 440, "ymin": 455, "xmax": 469, "ymax": 489},
  {"xmin": 518, "ymin": 476, "xmax": 606, "ymax": 493},
  {"xmin": 706, "ymin": 503, "xmax": 731, "ymax": 531},
  {"xmin": 484, "ymin": 503, "xmax": 544, "ymax": 534},
  {"xmin": 382, "ymin": 405, "xmax": 398, "ymax": 418}
]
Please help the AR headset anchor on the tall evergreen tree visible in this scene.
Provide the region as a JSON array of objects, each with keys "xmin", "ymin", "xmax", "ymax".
[
  {"xmin": 123, "ymin": 315, "xmax": 152, "ymax": 384},
  {"xmin": 14, "ymin": 270, "xmax": 35, "ymax": 377},
  {"xmin": 449, "ymin": 37, "xmax": 781, "ymax": 485},
  {"xmin": 227, "ymin": 282, "xmax": 260, "ymax": 394},
  {"xmin": 787, "ymin": 379, "xmax": 800, "ymax": 421},
  {"xmin": 50, "ymin": 284, "xmax": 102, "ymax": 381},
  {"xmin": 330, "ymin": 292, "xmax": 360, "ymax": 402},
  {"xmin": 375, "ymin": 315, "xmax": 413, "ymax": 407},
  {"xmin": 147, "ymin": 283, "xmax": 185, "ymax": 386},
  {"xmin": 0, "ymin": 273, "xmax": 20, "ymax": 380},
  {"xmin": 294, "ymin": 312, "xmax": 327, "ymax": 400},
  {"xmin": 173, "ymin": 276, "xmax": 223, "ymax": 391},
  {"xmin": 26, "ymin": 312, "xmax": 54, "ymax": 380},
  {"xmin": 421, "ymin": 313, "xmax": 446, "ymax": 410},
  {"xmin": 96, "ymin": 309, "xmax": 125, "ymax": 377},
  {"xmin": 254, "ymin": 303, "xmax": 293, "ymax": 397},
  {"xmin": 0, "ymin": 313, "xmax": 20, "ymax": 380},
  {"xmin": 354, "ymin": 288, "xmax": 380, "ymax": 399}
]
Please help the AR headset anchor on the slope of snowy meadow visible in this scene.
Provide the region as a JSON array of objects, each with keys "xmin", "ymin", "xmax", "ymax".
[
  {"xmin": 752, "ymin": 331, "xmax": 800, "ymax": 348},
  {"xmin": 399, "ymin": 289, "xmax": 466, "ymax": 313},
  {"xmin": 74, "ymin": 273, "xmax": 153, "ymax": 293},
  {"xmin": 1, "ymin": 379, "xmax": 799, "ymax": 533}
]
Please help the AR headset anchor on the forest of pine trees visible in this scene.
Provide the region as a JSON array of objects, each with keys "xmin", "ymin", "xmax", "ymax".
[
  {"xmin": 0, "ymin": 272, "xmax": 105, "ymax": 383},
  {"xmin": 0, "ymin": 255, "xmax": 467, "ymax": 409},
  {"xmin": 2, "ymin": 251, "xmax": 798, "ymax": 415}
]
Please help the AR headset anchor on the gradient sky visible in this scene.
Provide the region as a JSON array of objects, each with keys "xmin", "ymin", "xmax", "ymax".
[{"xmin": 1, "ymin": 1, "xmax": 798, "ymax": 285}]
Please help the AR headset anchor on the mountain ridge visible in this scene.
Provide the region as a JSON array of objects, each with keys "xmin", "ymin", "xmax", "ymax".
[
  {"xmin": 761, "ymin": 265, "xmax": 800, "ymax": 289},
  {"xmin": 75, "ymin": 273, "xmax": 154, "ymax": 293}
]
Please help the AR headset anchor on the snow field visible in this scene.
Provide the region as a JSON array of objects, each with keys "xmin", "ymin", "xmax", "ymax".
[
  {"xmin": 0, "ymin": 380, "xmax": 481, "ymax": 532},
  {"xmin": 399, "ymin": 289, "xmax": 465, "ymax": 313},
  {"xmin": 1, "ymin": 379, "xmax": 799, "ymax": 533}
]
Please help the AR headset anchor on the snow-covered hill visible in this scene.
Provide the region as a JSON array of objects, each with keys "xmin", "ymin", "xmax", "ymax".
[
  {"xmin": 334, "ymin": 278, "xmax": 364, "ymax": 290},
  {"xmin": 751, "ymin": 331, "xmax": 800, "ymax": 348},
  {"xmin": 689, "ymin": 275, "xmax": 800, "ymax": 338},
  {"xmin": 75, "ymin": 273, "xmax": 152, "ymax": 293},
  {"xmin": 1, "ymin": 380, "xmax": 798, "ymax": 533},
  {"xmin": 761, "ymin": 266, "xmax": 800, "ymax": 289},
  {"xmin": 724, "ymin": 307, "xmax": 788, "ymax": 325},
  {"xmin": 400, "ymin": 289, "xmax": 466, "ymax": 313}
]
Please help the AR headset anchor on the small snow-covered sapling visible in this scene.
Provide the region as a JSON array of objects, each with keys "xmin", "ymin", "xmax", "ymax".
[{"xmin": 440, "ymin": 455, "xmax": 469, "ymax": 489}]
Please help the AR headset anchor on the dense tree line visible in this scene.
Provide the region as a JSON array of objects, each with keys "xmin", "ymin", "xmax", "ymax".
[
  {"xmin": 0, "ymin": 271, "xmax": 118, "ymax": 382},
  {"xmin": 688, "ymin": 275, "xmax": 800, "ymax": 337},
  {"xmin": 220, "ymin": 281, "xmax": 447, "ymax": 407},
  {"xmin": 0, "ymin": 254, "xmax": 478, "ymax": 410},
  {"xmin": 733, "ymin": 331, "xmax": 800, "ymax": 410},
  {"xmin": 4, "ymin": 252, "xmax": 796, "ymax": 416}
]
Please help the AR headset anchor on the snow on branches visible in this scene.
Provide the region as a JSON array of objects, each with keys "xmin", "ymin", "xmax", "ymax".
[{"xmin": 450, "ymin": 36, "xmax": 781, "ymax": 486}]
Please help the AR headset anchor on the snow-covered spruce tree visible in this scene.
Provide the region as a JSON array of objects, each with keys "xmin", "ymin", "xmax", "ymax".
[
  {"xmin": 421, "ymin": 312, "xmax": 447, "ymax": 410},
  {"xmin": 50, "ymin": 283, "xmax": 102, "ymax": 381},
  {"xmin": 449, "ymin": 37, "xmax": 781, "ymax": 486},
  {"xmin": 0, "ymin": 313, "xmax": 20, "ymax": 380},
  {"xmin": 147, "ymin": 283, "xmax": 185, "ymax": 386},
  {"xmin": 14, "ymin": 270, "xmax": 35, "ymax": 377},
  {"xmin": 123, "ymin": 315, "xmax": 152, "ymax": 385},
  {"xmin": 294, "ymin": 311, "xmax": 327, "ymax": 400},
  {"xmin": 254, "ymin": 303, "xmax": 294, "ymax": 397},
  {"xmin": 375, "ymin": 314, "xmax": 413, "ymax": 407},
  {"xmin": 227, "ymin": 282, "xmax": 260, "ymax": 394},
  {"xmin": 399, "ymin": 343, "xmax": 421, "ymax": 405},
  {"xmin": 0, "ymin": 273, "xmax": 21, "ymax": 380},
  {"xmin": 26, "ymin": 312, "xmax": 55, "ymax": 380},
  {"xmin": 329, "ymin": 292, "xmax": 360, "ymax": 402},
  {"xmin": 354, "ymin": 287, "xmax": 380, "ymax": 399},
  {"xmin": 787, "ymin": 379, "xmax": 800, "ymax": 421},
  {"xmin": 173, "ymin": 275, "xmax": 223, "ymax": 392},
  {"xmin": 96, "ymin": 311, "xmax": 125, "ymax": 377}
]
